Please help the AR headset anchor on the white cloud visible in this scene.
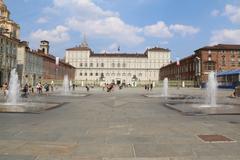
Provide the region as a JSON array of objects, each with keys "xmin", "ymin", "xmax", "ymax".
[
  {"xmin": 211, "ymin": 9, "xmax": 220, "ymax": 17},
  {"xmin": 36, "ymin": 17, "xmax": 48, "ymax": 24},
  {"xmin": 144, "ymin": 21, "xmax": 199, "ymax": 38},
  {"xmin": 30, "ymin": 25, "xmax": 70, "ymax": 43},
  {"xmin": 100, "ymin": 43, "xmax": 119, "ymax": 53},
  {"xmin": 169, "ymin": 24, "xmax": 199, "ymax": 36},
  {"xmin": 51, "ymin": 0, "xmax": 118, "ymax": 20},
  {"xmin": 67, "ymin": 17, "xmax": 144, "ymax": 45},
  {"xmin": 144, "ymin": 21, "xmax": 173, "ymax": 38},
  {"xmin": 224, "ymin": 4, "xmax": 240, "ymax": 23},
  {"xmin": 34, "ymin": 0, "xmax": 199, "ymax": 49},
  {"xmin": 210, "ymin": 29, "xmax": 240, "ymax": 45}
]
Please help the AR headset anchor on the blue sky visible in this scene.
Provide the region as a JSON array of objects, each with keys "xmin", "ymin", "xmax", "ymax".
[{"xmin": 5, "ymin": 0, "xmax": 240, "ymax": 60}]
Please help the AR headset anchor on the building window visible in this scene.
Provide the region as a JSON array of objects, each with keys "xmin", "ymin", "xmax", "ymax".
[
  {"xmin": 96, "ymin": 73, "xmax": 99, "ymax": 76},
  {"xmin": 123, "ymin": 63, "xmax": 126, "ymax": 68},
  {"xmin": 106, "ymin": 73, "xmax": 110, "ymax": 76},
  {"xmin": 112, "ymin": 63, "xmax": 115, "ymax": 68},
  {"xmin": 85, "ymin": 63, "xmax": 88, "ymax": 67},
  {"xmin": 111, "ymin": 73, "xmax": 115, "ymax": 76},
  {"xmin": 208, "ymin": 54, "xmax": 212, "ymax": 61},
  {"xmin": 96, "ymin": 63, "xmax": 99, "ymax": 67},
  {"xmin": 101, "ymin": 63, "xmax": 104, "ymax": 67},
  {"xmin": 90, "ymin": 73, "xmax": 93, "ymax": 76},
  {"xmin": 122, "ymin": 73, "xmax": 126, "ymax": 76},
  {"xmin": 117, "ymin": 73, "xmax": 121, "ymax": 76},
  {"xmin": 85, "ymin": 73, "xmax": 87, "ymax": 76},
  {"xmin": 80, "ymin": 73, "xmax": 82, "ymax": 76},
  {"xmin": 80, "ymin": 63, "xmax": 83, "ymax": 67},
  {"xmin": 221, "ymin": 56, "xmax": 226, "ymax": 66},
  {"xmin": 117, "ymin": 63, "xmax": 121, "ymax": 68},
  {"xmin": 90, "ymin": 63, "xmax": 93, "ymax": 67},
  {"xmin": 204, "ymin": 61, "xmax": 215, "ymax": 71},
  {"xmin": 231, "ymin": 58, "xmax": 235, "ymax": 66},
  {"xmin": 231, "ymin": 51, "xmax": 235, "ymax": 57}
]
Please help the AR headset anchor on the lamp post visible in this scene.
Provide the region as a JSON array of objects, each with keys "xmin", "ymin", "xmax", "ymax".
[
  {"xmin": 177, "ymin": 58, "xmax": 180, "ymax": 89},
  {"xmin": 195, "ymin": 56, "xmax": 201, "ymax": 87}
]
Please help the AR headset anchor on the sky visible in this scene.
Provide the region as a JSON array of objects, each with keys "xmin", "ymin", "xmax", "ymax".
[{"xmin": 5, "ymin": 0, "xmax": 240, "ymax": 60}]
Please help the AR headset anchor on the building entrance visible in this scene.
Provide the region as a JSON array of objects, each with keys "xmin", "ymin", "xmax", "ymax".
[{"xmin": 117, "ymin": 80, "xmax": 121, "ymax": 85}]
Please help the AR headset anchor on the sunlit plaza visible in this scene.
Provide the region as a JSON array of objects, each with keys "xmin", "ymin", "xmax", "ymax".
[
  {"xmin": 1, "ymin": 0, "xmax": 240, "ymax": 159},
  {"xmin": 0, "ymin": 85, "xmax": 240, "ymax": 159}
]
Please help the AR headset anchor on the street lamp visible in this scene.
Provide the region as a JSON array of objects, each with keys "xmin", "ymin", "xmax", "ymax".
[
  {"xmin": 176, "ymin": 58, "xmax": 180, "ymax": 89},
  {"xmin": 195, "ymin": 56, "xmax": 201, "ymax": 87}
]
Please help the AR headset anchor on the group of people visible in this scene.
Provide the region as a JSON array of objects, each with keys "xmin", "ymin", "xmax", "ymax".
[
  {"xmin": 102, "ymin": 83, "xmax": 115, "ymax": 92},
  {"xmin": 21, "ymin": 82, "xmax": 52, "ymax": 97},
  {"xmin": 0, "ymin": 81, "xmax": 55, "ymax": 98},
  {"xmin": 145, "ymin": 83, "xmax": 153, "ymax": 91}
]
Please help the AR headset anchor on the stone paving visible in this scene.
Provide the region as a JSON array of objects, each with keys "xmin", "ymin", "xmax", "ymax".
[{"xmin": 0, "ymin": 87, "xmax": 239, "ymax": 159}]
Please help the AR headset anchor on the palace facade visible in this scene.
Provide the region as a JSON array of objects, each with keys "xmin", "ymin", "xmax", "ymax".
[
  {"xmin": 65, "ymin": 41, "xmax": 171, "ymax": 86},
  {"xmin": 0, "ymin": 0, "xmax": 20, "ymax": 84}
]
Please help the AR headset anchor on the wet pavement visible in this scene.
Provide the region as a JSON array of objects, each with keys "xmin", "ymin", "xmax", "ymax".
[{"xmin": 0, "ymin": 87, "xmax": 239, "ymax": 160}]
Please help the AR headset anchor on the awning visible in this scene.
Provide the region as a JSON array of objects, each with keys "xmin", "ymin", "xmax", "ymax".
[{"xmin": 217, "ymin": 69, "xmax": 240, "ymax": 76}]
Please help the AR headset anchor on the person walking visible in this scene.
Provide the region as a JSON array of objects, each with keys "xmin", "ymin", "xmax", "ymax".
[
  {"xmin": 44, "ymin": 83, "xmax": 49, "ymax": 96},
  {"xmin": 23, "ymin": 83, "xmax": 29, "ymax": 98},
  {"xmin": 150, "ymin": 83, "xmax": 153, "ymax": 91},
  {"xmin": 2, "ymin": 82, "xmax": 8, "ymax": 96}
]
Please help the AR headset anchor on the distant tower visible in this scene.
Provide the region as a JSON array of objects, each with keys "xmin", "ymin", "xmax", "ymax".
[
  {"xmin": 40, "ymin": 40, "xmax": 50, "ymax": 55},
  {"xmin": 0, "ymin": 0, "xmax": 10, "ymax": 18},
  {"xmin": 0, "ymin": 0, "xmax": 20, "ymax": 39},
  {"xmin": 80, "ymin": 33, "xmax": 88, "ymax": 48}
]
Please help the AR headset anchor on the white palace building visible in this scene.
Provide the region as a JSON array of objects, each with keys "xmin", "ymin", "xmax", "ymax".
[{"xmin": 65, "ymin": 40, "xmax": 171, "ymax": 87}]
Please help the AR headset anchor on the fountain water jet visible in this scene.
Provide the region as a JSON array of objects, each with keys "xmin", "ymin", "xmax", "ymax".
[
  {"xmin": 206, "ymin": 71, "xmax": 217, "ymax": 107},
  {"xmin": 7, "ymin": 69, "xmax": 20, "ymax": 104},
  {"xmin": 62, "ymin": 75, "xmax": 70, "ymax": 95}
]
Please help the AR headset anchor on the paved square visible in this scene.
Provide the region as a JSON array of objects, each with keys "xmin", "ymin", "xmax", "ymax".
[{"xmin": 0, "ymin": 88, "xmax": 240, "ymax": 160}]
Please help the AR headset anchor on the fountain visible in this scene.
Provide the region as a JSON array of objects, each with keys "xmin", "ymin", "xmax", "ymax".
[
  {"xmin": 145, "ymin": 77, "xmax": 186, "ymax": 99},
  {"xmin": 62, "ymin": 75, "xmax": 70, "ymax": 95},
  {"xmin": 6, "ymin": 68, "xmax": 20, "ymax": 104},
  {"xmin": 164, "ymin": 71, "xmax": 240, "ymax": 115},
  {"xmin": 0, "ymin": 69, "xmax": 63, "ymax": 113},
  {"xmin": 50, "ymin": 74, "xmax": 88, "ymax": 97},
  {"xmin": 206, "ymin": 71, "xmax": 217, "ymax": 107},
  {"xmin": 162, "ymin": 78, "xmax": 168, "ymax": 97}
]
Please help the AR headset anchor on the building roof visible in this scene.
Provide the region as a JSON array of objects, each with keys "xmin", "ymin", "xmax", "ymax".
[
  {"xmin": 90, "ymin": 53, "xmax": 147, "ymax": 58},
  {"xmin": 195, "ymin": 44, "xmax": 240, "ymax": 52},
  {"xmin": 217, "ymin": 69, "xmax": 240, "ymax": 76},
  {"xmin": 66, "ymin": 46, "xmax": 91, "ymax": 51},
  {"xmin": 37, "ymin": 50, "xmax": 75, "ymax": 68},
  {"xmin": 147, "ymin": 47, "xmax": 171, "ymax": 52}
]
